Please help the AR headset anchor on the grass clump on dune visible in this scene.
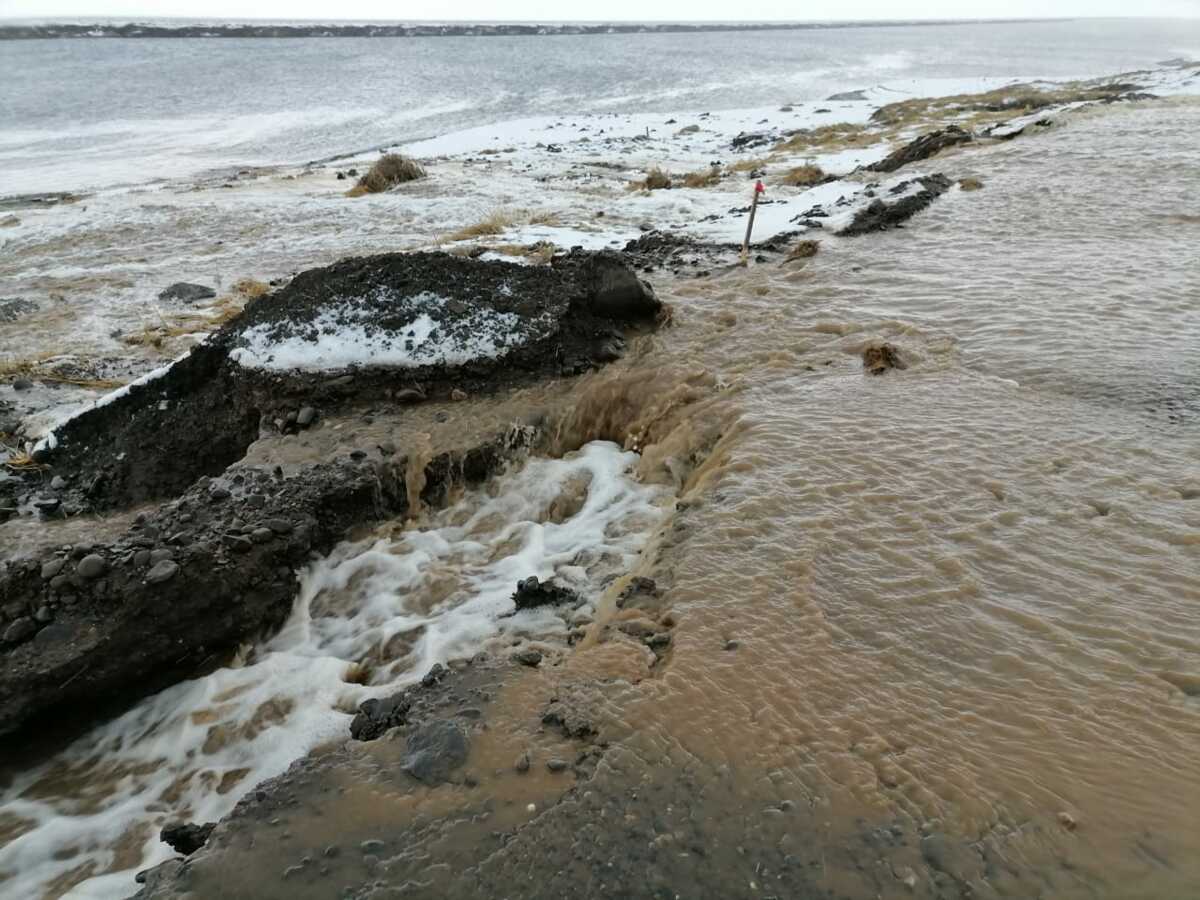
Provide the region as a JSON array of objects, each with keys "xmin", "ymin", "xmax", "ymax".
[
  {"xmin": 787, "ymin": 240, "xmax": 821, "ymax": 260},
  {"xmin": 682, "ymin": 167, "xmax": 723, "ymax": 188},
  {"xmin": 346, "ymin": 154, "xmax": 426, "ymax": 197},
  {"xmin": 628, "ymin": 167, "xmax": 673, "ymax": 191},
  {"xmin": 444, "ymin": 209, "xmax": 519, "ymax": 243},
  {"xmin": 773, "ymin": 123, "xmax": 875, "ymax": 154},
  {"xmin": 727, "ymin": 158, "xmax": 767, "ymax": 173},
  {"xmin": 780, "ymin": 164, "xmax": 827, "ymax": 187}
]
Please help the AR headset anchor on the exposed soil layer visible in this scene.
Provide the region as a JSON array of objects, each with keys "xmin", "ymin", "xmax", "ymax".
[
  {"xmin": 866, "ymin": 126, "xmax": 974, "ymax": 173},
  {"xmin": 3, "ymin": 251, "xmax": 659, "ymax": 517},
  {"xmin": 0, "ymin": 250, "xmax": 664, "ymax": 740},
  {"xmin": 837, "ymin": 175, "xmax": 953, "ymax": 236}
]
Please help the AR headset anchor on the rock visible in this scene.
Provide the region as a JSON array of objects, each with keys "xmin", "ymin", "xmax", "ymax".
[
  {"xmin": 450, "ymin": 389, "xmax": 468, "ymax": 401},
  {"xmin": 296, "ymin": 406, "xmax": 317, "ymax": 428},
  {"xmin": 867, "ymin": 126, "xmax": 973, "ymax": 174},
  {"xmin": 33, "ymin": 605, "xmax": 53, "ymax": 623},
  {"xmin": 515, "ymin": 751, "xmax": 531, "ymax": 773},
  {"xmin": 12, "ymin": 378, "xmax": 33, "ymax": 391},
  {"xmin": 394, "ymin": 388, "xmax": 426, "ymax": 404},
  {"xmin": 264, "ymin": 518, "xmax": 293, "ymax": 534},
  {"xmin": 40, "ymin": 558, "xmax": 66, "ymax": 580},
  {"xmin": 546, "ymin": 758, "xmax": 569, "ymax": 772},
  {"xmin": 149, "ymin": 549, "xmax": 173, "ymax": 564},
  {"xmin": 50, "ymin": 475, "xmax": 67, "ymax": 490},
  {"xmin": 574, "ymin": 251, "xmax": 662, "ymax": 321},
  {"xmin": 76, "ymin": 554, "xmax": 107, "ymax": 579},
  {"xmin": 160, "ymin": 821, "xmax": 216, "ymax": 855},
  {"xmin": 145, "ymin": 560, "xmax": 180, "ymax": 584},
  {"xmin": 399, "ymin": 719, "xmax": 470, "ymax": 785},
  {"xmin": 920, "ymin": 833, "xmax": 950, "ymax": 872},
  {"xmin": 3, "ymin": 618, "xmax": 36, "ymax": 644},
  {"xmin": 512, "ymin": 648, "xmax": 543, "ymax": 667},
  {"xmin": 158, "ymin": 283, "xmax": 216, "ymax": 304},
  {"xmin": 862, "ymin": 343, "xmax": 907, "ymax": 375},
  {"xmin": 512, "ymin": 576, "xmax": 579, "ymax": 611},
  {"xmin": 360, "ymin": 839, "xmax": 385, "ymax": 854},
  {"xmin": 250, "ymin": 527, "xmax": 274, "ymax": 544},
  {"xmin": 723, "ymin": 639, "xmax": 740, "ymax": 651},
  {"xmin": 646, "ymin": 632, "xmax": 672, "ymax": 650},
  {"xmin": 826, "ymin": 89, "xmax": 867, "ymax": 101},
  {"xmin": 350, "ymin": 693, "xmax": 412, "ymax": 741},
  {"xmin": 958, "ymin": 176, "xmax": 984, "ymax": 191},
  {"xmin": 133, "ymin": 549, "xmax": 152, "ymax": 567},
  {"xmin": 1057, "ymin": 811, "xmax": 1078, "ymax": 831}
]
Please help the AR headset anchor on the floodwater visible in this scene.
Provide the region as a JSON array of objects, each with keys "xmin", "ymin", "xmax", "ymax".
[{"xmin": 2, "ymin": 95, "xmax": 1199, "ymax": 899}]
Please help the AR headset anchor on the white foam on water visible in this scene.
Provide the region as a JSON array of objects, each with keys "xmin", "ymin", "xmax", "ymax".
[
  {"xmin": 228, "ymin": 289, "xmax": 537, "ymax": 372},
  {"xmin": 0, "ymin": 441, "xmax": 669, "ymax": 900}
]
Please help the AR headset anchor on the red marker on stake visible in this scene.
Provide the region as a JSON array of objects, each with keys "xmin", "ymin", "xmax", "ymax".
[{"xmin": 741, "ymin": 180, "xmax": 765, "ymax": 263}]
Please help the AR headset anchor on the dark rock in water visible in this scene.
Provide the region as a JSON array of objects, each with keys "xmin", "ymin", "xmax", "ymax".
[
  {"xmin": 400, "ymin": 719, "xmax": 470, "ymax": 785},
  {"xmin": 158, "ymin": 282, "xmax": 216, "ymax": 304},
  {"xmin": 512, "ymin": 575, "xmax": 579, "ymax": 611},
  {"xmin": 12, "ymin": 377, "xmax": 33, "ymax": 391},
  {"xmin": 826, "ymin": 89, "xmax": 867, "ymax": 101},
  {"xmin": 568, "ymin": 250, "xmax": 661, "ymax": 321},
  {"xmin": 512, "ymin": 648, "xmax": 543, "ymax": 667},
  {"xmin": 862, "ymin": 343, "xmax": 907, "ymax": 374},
  {"xmin": 161, "ymin": 821, "xmax": 215, "ymax": 855},
  {"xmin": 866, "ymin": 126, "xmax": 973, "ymax": 174},
  {"xmin": 837, "ymin": 175, "xmax": 952, "ymax": 237},
  {"xmin": 350, "ymin": 692, "xmax": 413, "ymax": 741},
  {"xmin": 0, "ymin": 298, "xmax": 38, "ymax": 323}
]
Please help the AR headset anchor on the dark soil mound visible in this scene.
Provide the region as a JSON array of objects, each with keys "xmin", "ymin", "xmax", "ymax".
[
  {"xmin": 837, "ymin": 175, "xmax": 952, "ymax": 236},
  {"xmin": 866, "ymin": 126, "xmax": 973, "ymax": 173}
]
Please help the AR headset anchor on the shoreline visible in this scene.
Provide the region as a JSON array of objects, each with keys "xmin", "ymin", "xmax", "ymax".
[
  {"xmin": 2, "ymin": 64, "xmax": 1200, "ymax": 899},
  {"xmin": 0, "ymin": 17, "xmax": 1070, "ymax": 41}
]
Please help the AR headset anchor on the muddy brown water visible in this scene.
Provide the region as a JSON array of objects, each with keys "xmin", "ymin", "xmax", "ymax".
[{"xmin": 4, "ymin": 98, "xmax": 1200, "ymax": 899}]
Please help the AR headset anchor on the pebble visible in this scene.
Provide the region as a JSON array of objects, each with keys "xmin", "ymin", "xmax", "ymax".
[
  {"xmin": 515, "ymin": 751, "xmax": 531, "ymax": 773},
  {"xmin": 526, "ymin": 803, "xmax": 537, "ymax": 814},
  {"xmin": 133, "ymin": 549, "xmax": 152, "ymax": 567},
  {"xmin": 50, "ymin": 475, "xmax": 67, "ymax": 490},
  {"xmin": 12, "ymin": 377, "xmax": 33, "ymax": 391},
  {"xmin": 546, "ymin": 758, "xmax": 569, "ymax": 772},
  {"xmin": 3, "ymin": 617, "xmax": 36, "ymax": 643},
  {"xmin": 250, "ymin": 527, "xmax": 274, "ymax": 544},
  {"xmin": 1057, "ymin": 811, "xmax": 1078, "ymax": 831},
  {"xmin": 210, "ymin": 487, "xmax": 230, "ymax": 501},
  {"xmin": 394, "ymin": 388, "xmax": 426, "ymax": 404},
  {"xmin": 34, "ymin": 605, "xmax": 53, "ymax": 623},
  {"xmin": 264, "ymin": 518, "xmax": 293, "ymax": 534},
  {"xmin": 349, "ymin": 449, "xmax": 367, "ymax": 461},
  {"xmin": 450, "ymin": 389, "xmax": 468, "ymax": 402},
  {"xmin": 146, "ymin": 560, "xmax": 180, "ymax": 584},
  {"xmin": 296, "ymin": 406, "xmax": 317, "ymax": 427},
  {"xmin": 359, "ymin": 839, "xmax": 385, "ymax": 854},
  {"xmin": 76, "ymin": 554, "xmax": 107, "ymax": 579},
  {"xmin": 723, "ymin": 639, "xmax": 740, "ymax": 651},
  {"xmin": 40, "ymin": 557, "xmax": 66, "ymax": 580},
  {"xmin": 512, "ymin": 648, "xmax": 542, "ymax": 667},
  {"xmin": 149, "ymin": 549, "xmax": 174, "ymax": 564}
]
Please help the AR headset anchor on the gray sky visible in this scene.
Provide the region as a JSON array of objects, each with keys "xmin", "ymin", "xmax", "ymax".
[{"xmin": 1, "ymin": 0, "xmax": 1198, "ymax": 19}]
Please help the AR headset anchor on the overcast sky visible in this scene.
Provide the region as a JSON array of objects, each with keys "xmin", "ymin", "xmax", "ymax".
[{"xmin": 1, "ymin": 1, "xmax": 1198, "ymax": 21}]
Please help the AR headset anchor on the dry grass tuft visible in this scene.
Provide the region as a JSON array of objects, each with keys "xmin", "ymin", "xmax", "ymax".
[
  {"xmin": 348, "ymin": 154, "xmax": 426, "ymax": 196},
  {"xmin": 682, "ymin": 167, "xmax": 722, "ymax": 189},
  {"xmin": 787, "ymin": 240, "xmax": 821, "ymax": 260},
  {"xmin": 870, "ymin": 83, "xmax": 1135, "ymax": 130},
  {"xmin": 232, "ymin": 278, "xmax": 270, "ymax": 299},
  {"xmin": 2, "ymin": 445, "xmax": 47, "ymax": 472},
  {"xmin": 773, "ymin": 123, "xmax": 876, "ymax": 154},
  {"xmin": 527, "ymin": 210, "xmax": 561, "ymax": 226},
  {"xmin": 958, "ymin": 177, "xmax": 984, "ymax": 191},
  {"xmin": 629, "ymin": 167, "xmax": 673, "ymax": 191},
  {"xmin": 727, "ymin": 158, "xmax": 768, "ymax": 173},
  {"xmin": 122, "ymin": 277, "xmax": 272, "ymax": 350},
  {"xmin": 780, "ymin": 164, "xmax": 827, "ymax": 187},
  {"xmin": 1, "ymin": 356, "xmax": 125, "ymax": 390},
  {"xmin": 444, "ymin": 209, "xmax": 519, "ymax": 243}
]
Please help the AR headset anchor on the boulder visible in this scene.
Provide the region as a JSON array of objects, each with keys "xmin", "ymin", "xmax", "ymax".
[
  {"xmin": 158, "ymin": 283, "xmax": 216, "ymax": 303},
  {"xmin": 400, "ymin": 719, "xmax": 470, "ymax": 785}
]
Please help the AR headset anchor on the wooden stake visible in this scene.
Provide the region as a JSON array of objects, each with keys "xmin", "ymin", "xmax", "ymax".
[{"xmin": 741, "ymin": 180, "xmax": 765, "ymax": 264}]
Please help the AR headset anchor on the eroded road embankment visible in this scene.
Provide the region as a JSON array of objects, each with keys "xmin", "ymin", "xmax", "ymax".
[{"xmin": 0, "ymin": 249, "xmax": 663, "ymax": 742}]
